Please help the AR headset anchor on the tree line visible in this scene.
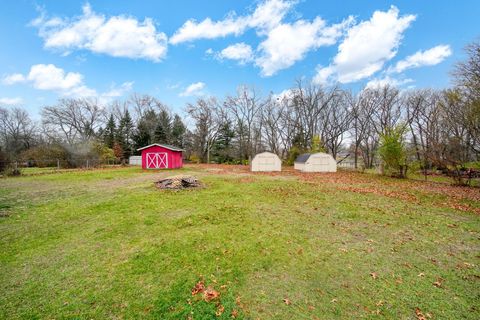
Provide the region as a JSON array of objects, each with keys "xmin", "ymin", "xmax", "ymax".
[{"xmin": 1, "ymin": 41, "xmax": 479, "ymax": 179}]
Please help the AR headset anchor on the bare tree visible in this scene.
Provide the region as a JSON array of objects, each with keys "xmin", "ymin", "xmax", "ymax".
[
  {"xmin": 186, "ymin": 97, "xmax": 222, "ymax": 163},
  {"xmin": 42, "ymin": 98, "xmax": 104, "ymax": 144},
  {"xmin": 262, "ymin": 94, "xmax": 286, "ymax": 156},
  {"xmin": 0, "ymin": 106, "xmax": 37, "ymax": 157},
  {"xmin": 348, "ymin": 90, "xmax": 376, "ymax": 168},
  {"xmin": 225, "ymin": 85, "xmax": 264, "ymax": 160},
  {"xmin": 322, "ymin": 90, "xmax": 352, "ymax": 158}
]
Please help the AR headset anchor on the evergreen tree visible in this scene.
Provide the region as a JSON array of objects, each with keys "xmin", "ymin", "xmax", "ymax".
[
  {"xmin": 103, "ymin": 114, "xmax": 116, "ymax": 148},
  {"xmin": 171, "ymin": 114, "xmax": 186, "ymax": 147},
  {"xmin": 132, "ymin": 120, "xmax": 152, "ymax": 151},
  {"xmin": 117, "ymin": 110, "xmax": 134, "ymax": 159},
  {"xmin": 212, "ymin": 119, "xmax": 235, "ymax": 163},
  {"xmin": 154, "ymin": 110, "xmax": 171, "ymax": 143}
]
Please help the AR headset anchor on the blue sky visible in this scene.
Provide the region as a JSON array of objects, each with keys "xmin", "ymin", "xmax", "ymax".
[{"xmin": 0, "ymin": 0, "xmax": 479, "ymax": 116}]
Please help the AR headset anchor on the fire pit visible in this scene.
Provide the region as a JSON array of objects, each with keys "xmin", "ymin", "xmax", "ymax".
[{"xmin": 155, "ymin": 175, "xmax": 202, "ymax": 190}]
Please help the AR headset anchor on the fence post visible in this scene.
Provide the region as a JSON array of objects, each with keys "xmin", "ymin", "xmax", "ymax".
[
  {"xmin": 57, "ymin": 159, "xmax": 60, "ymax": 170},
  {"xmin": 86, "ymin": 159, "xmax": 89, "ymax": 169},
  {"xmin": 14, "ymin": 161, "xmax": 18, "ymax": 170}
]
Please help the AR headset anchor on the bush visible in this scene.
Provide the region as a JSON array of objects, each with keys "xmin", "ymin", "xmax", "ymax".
[
  {"xmin": 286, "ymin": 146, "xmax": 303, "ymax": 166},
  {"xmin": 19, "ymin": 144, "xmax": 68, "ymax": 167},
  {"xmin": 378, "ymin": 126, "xmax": 408, "ymax": 178},
  {"xmin": 189, "ymin": 154, "xmax": 201, "ymax": 164},
  {"xmin": 91, "ymin": 142, "xmax": 115, "ymax": 163}
]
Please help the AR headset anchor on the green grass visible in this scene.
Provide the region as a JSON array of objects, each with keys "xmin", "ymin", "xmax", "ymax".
[{"xmin": 0, "ymin": 166, "xmax": 479, "ymax": 319}]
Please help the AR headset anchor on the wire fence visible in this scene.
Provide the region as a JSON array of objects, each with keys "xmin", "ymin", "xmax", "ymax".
[{"xmin": 0, "ymin": 158, "xmax": 125, "ymax": 173}]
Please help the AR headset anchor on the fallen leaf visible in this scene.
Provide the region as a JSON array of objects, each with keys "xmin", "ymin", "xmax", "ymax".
[
  {"xmin": 192, "ymin": 281, "xmax": 205, "ymax": 295},
  {"xmin": 283, "ymin": 298, "xmax": 291, "ymax": 305},
  {"xmin": 203, "ymin": 286, "xmax": 220, "ymax": 302},
  {"xmin": 370, "ymin": 272, "xmax": 378, "ymax": 279},
  {"xmin": 418, "ymin": 273, "xmax": 425, "ymax": 277},
  {"xmin": 415, "ymin": 307, "xmax": 427, "ymax": 320},
  {"xmin": 331, "ymin": 298, "xmax": 337, "ymax": 303},
  {"xmin": 376, "ymin": 300, "xmax": 385, "ymax": 307},
  {"xmin": 308, "ymin": 305, "xmax": 315, "ymax": 310},
  {"xmin": 433, "ymin": 278, "xmax": 443, "ymax": 288},
  {"xmin": 231, "ymin": 309, "xmax": 238, "ymax": 318},
  {"xmin": 216, "ymin": 304, "xmax": 225, "ymax": 317}
]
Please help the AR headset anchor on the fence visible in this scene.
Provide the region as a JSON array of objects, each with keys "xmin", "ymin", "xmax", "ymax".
[{"xmin": 0, "ymin": 158, "xmax": 124, "ymax": 173}]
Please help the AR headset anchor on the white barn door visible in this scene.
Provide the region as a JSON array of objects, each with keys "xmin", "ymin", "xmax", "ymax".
[{"xmin": 146, "ymin": 152, "xmax": 168, "ymax": 169}]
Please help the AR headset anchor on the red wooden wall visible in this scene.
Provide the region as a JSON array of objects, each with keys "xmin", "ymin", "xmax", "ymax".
[{"xmin": 140, "ymin": 145, "xmax": 183, "ymax": 169}]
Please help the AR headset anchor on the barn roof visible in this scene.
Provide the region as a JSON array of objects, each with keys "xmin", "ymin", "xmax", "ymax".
[
  {"xmin": 137, "ymin": 143, "xmax": 185, "ymax": 152},
  {"xmin": 295, "ymin": 153, "xmax": 311, "ymax": 163}
]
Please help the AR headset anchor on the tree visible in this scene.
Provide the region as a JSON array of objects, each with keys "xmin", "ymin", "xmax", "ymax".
[
  {"xmin": 42, "ymin": 98, "xmax": 103, "ymax": 144},
  {"xmin": 116, "ymin": 110, "xmax": 134, "ymax": 160},
  {"xmin": 378, "ymin": 126, "xmax": 408, "ymax": 178},
  {"xmin": 0, "ymin": 106, "xmax": 37, "ymax": 158},
  {"xmin": 132, "ymin": 120, "xmax": 152, "ymax": 151},
  {"xmin": 171, "ymin": 114, "xmax": 186, "ymax": 147},
  {"xmin": 453, "ymin": 40, "xmax": 480, "ymax": 155},
  {"xmin": 310, "ymin": 135, "xmax": 325, "ymax": 153},
  {"xmin": 348, "ymin": 89, "xmax": 376, "ymax": 169},
  {"xmin": 225, "ymin": 85, "xmax": 264, "ymax": 160},
  {"xmin": 186, "ymin": 98, "xmax": 221, "ymax": 163},
  {"xmin": 154, "ymin": 109, "xmax": 171, "ymax": 143},
  {"xmin": 103, "ymin": 114, "xmax": 116, "ymax": 148},
  {"xmin": 212, "ymin": 118, "xmax": 235, "ymax": 163},
  {"xmin": 132, "ymin": 109, "xmax": 158, "ymax": 151},
  {"xmin": 113, "ymin": 142, "xmax": 123, "ymax": 160}
]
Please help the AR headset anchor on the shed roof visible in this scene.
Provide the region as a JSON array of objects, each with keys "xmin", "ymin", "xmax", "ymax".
[
  {"xmin": 295, "ymin": 153, "xmax": 311, "ymax": 163},
  {"xmin": 137, "ymin": 143, "xmax": 185, "ymax": 152}
]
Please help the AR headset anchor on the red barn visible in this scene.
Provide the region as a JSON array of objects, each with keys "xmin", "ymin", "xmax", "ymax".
[{"xmin": 138, "ymin": 144, "xmax": 184, "ymax": 169}]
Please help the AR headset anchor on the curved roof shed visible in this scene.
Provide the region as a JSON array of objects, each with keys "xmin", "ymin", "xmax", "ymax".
[
  {"xmin": 294, "ymin": 152, "xmax": 337, "ymax": 172},
  {"xmin": 251, "ymin": 152, "xmax": 282, "ymax": 172}
]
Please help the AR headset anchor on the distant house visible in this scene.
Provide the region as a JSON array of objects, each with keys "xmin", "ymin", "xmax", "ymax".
[
  {"xmin": 294, "ymin": 152, "xmax": 337, "ymax": 172},
  {"xmin": 137, "ymin": 144, "xmax": 184, "ymax": 170},
  {"xmin": 251, "ymin": 152, "xmax": 282, "ymax": 172}
]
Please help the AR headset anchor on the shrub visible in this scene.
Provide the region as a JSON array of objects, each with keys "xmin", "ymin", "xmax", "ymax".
[
  {"xmin": 19, "ymin": 144, "xmax": 68, "ymax": 167},
  {"xmin": 378, "ymin": 126, "xmax": 408, "ymax": 178},
  {"xmin": 286, "ymin": 146, "xmax": 303, "ymax": 166},
  {"xmin": 189, "ymin": 153, "xmax": 201, "ymax": 164}
]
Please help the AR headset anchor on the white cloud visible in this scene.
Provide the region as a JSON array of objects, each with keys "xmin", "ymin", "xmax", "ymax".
[
  {"xmin": 256, "ymin": 17, "xmax": 353, "ymax": 76},
  {"xmin": 314, "ymin": 6, "xmax": 416, "ymax": 85},
  {"xmin": 3, "ymin": 64, "xmax": 133, "ymax": 103},
  {"xmin": 366, "ymin": 76, "xmax": 413, "ymax": 89},
  {"xmin": 32, "ymin": 3, "xmax": 168, "ymax": 61},
  {"xmin": 218, "ymin": 43, "xmax": 254, "ymax": 64},
  {"xmin": 391, "ymin": 45, "xmax": 451, "ymax": 73},
  {"xmin": 170, "ymin": 0, "xmax": 293, "ymax": 44},
  {"xmin": 27, "ymin": 64, "xmax": 84, "ymax": 91},
  {"xmin": 172, "ymin": 0, "xmax": 353, "ymax": 76},
  {"xmin": 0, "ymin": 97, "xmax": 23, "ymax": 105},
  {"xmin": 180, "ymin": 82, "xmax": 206, "ymax": 97},
  {"xmin": 1, "ymin": 73, "xmax": 26, "ymax": 85}
]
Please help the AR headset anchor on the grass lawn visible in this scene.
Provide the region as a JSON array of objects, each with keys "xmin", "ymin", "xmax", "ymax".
[{"xmin": 0, "ymin": 165, "xmax": 479, "ymax": 319}]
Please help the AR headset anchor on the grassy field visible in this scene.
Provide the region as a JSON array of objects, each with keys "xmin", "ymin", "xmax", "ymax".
[{"xmin": 0, "ymin": 165, "xmax": 479, "ymax": 319}]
